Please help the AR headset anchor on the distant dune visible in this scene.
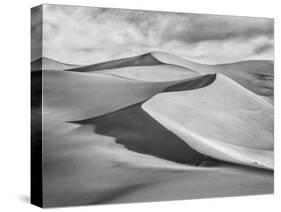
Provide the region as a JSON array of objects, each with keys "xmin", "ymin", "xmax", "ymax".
[
  {"xmin": 152, "ymin": 52, "xmax": 274, "ymax": 99},
  {"xmin": 64, "ymin": 52, "xmax": 273, "ymax": 99},
  {"xmin": 31, "ymin": 57, "xmax": 80, "ymax": 71},
  {"xmin": 65, "ymin": 53, "xmax": 162, "ymax": 72}
]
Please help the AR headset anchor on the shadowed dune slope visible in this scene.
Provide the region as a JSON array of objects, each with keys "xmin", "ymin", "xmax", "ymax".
[
  {"xmin": 69, "ymin": 74, "xmax": 217, "ymax": 165},
  {"xmin": 142, "ymin": 74, "xmax": 273, "ymax": 169},
  {"xmin": 31, "ymin": 57, "xmax": 79, "ymax": 71},
  {"xmin": 42, "ymin": 119, "xmax": 273, "ymax": 207},
  {"xmin": 42, "ymin": 119, "xmax": 218, "ymax": 207},
  {"xmin": 69, "ymin": 102, "xmax": 214, "ymax": 166},
  {"xmin": 163, "ymin": 74, "xmax": 216, "ymax": 92}
]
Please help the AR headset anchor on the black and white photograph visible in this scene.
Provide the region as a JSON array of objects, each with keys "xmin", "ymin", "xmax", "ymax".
[{"xmin": 31, "ymin": 3, "xmax": 274, "ymax": 208}]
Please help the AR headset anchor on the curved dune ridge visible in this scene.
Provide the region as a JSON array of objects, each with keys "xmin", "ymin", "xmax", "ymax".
[
  {"xmin": 152, "ymin": 52, "xmax": 273, "ymax": 99},
  {"xmin": 142, "ymin": 74, "xmax": 273, "ymax": 169},
  {"xmin": 63, "ymin": 51, "xmax": 273, "ymax": 99}
]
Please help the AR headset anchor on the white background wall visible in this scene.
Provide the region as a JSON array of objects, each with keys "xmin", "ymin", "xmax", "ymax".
[{"xmin": 0, "ymin": 0, "xmax": 279, "ymax": 211}]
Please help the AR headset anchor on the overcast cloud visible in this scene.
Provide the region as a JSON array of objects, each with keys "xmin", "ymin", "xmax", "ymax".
[{"xmin": 37, "ymin": 4, "xmax": 274, "ymax": 65}]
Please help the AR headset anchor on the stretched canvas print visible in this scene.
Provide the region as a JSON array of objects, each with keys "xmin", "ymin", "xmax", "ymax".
[{"xmin": 31, "ymin": 4, "xmax": 274, "ymax": 208}]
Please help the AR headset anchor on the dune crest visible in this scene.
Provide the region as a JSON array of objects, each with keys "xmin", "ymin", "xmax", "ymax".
[{"xmin": 151, "ymin": 52, "xmax": 274, "ymax": 98}]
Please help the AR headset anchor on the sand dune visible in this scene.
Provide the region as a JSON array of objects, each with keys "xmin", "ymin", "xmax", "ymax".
[
  {"xmin": 31, "ymin": 57, "xmax": 79, "ymax": 71},
  {"xmin": 65, "ymin": 52, "xmax": 273, "ymax": 98},
  {"xmin": 42, "ymin": 70, "xmax": 201, "ymax": 121},
  {"xmin": 142, "ymin": 74, "xmax": 273, "ymax": 169},
  {"xmin": 36, "ymin": 52, "xmax": 274, "ymax": 207},
  {"xmin": 66, "ymin": 53, "xmax": 162, "ymax": 72},
  {"xmin": 41, "ymin": 57, "xmax": 273, "ymax": 169}
]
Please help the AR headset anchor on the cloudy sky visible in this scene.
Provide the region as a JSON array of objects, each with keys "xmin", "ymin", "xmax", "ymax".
[{"xmin": 32, "ymin": 4, "xmax": 274, "ymax": 65}]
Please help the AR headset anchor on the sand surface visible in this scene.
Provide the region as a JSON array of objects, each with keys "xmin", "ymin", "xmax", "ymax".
[
  {"xmin": 31, "ymin": 52, "xmax": 274, "ymax": 207},
  {"xmin": 42, "ymin": 121, "xmax": 273, "ymax": 207}
]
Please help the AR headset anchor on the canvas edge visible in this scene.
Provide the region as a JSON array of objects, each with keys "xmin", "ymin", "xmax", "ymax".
[{"xmin": 31, "ymin": 4, "xmax": 43, "ymax": 208}]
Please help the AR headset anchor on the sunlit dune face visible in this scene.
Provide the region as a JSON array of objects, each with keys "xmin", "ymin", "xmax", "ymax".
[{"xmin": 142, "ymin": 74, "xmax": 273, "ymax": 169}]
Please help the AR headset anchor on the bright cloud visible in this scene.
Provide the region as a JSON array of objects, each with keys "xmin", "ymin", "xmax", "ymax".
[{"xmin": 35, "ymin": 4, "xmax": 274, "ymax": 65}]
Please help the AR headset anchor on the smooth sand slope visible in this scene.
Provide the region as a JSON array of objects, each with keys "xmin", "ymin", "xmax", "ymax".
[
  {"xmin": 95, "ymin": 65, "xmax": 198, "ymax": 82},
  {"xmin": 42, "ymin": 119, "xmax": 272, "ymax": 207},
  {"xmin": 142, "ymin": 74, "xmax": 273, "ymax": 169},
  {"xmin": 42, "ymin": 70, "xmax": 198, "ymax": 121}
]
